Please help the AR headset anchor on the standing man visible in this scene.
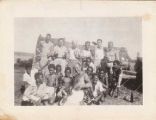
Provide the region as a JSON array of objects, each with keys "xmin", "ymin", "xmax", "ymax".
[
  {"xmin": 93, "ymin": 39, "xmax": 105, "ymax": 70},
  {"xmin": 66, "ymin": 41, "xmax": 81, "ymax": 76},
  {"xmin": 81, "ymin": 41, "xmax": 93, "ymax": 60},
  {"xmin": 53, "ymin": 38, "xmax": 68, "ymax": 75},
  {"xmin": 37, "ymin": 34, "xmax": 54, "ymax": 75}
]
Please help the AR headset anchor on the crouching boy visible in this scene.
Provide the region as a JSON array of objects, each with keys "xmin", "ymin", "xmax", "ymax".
[
  {"xmin": 92, "ymin": 74, "xmax": 106, "ymax": 105},
  {"xmin": 21, "ymin": 72, "xmax": 55, "ymax": 106},
  {"xmin": 56, "ymin": 67, "xmax": 73, "ymax": 105}
]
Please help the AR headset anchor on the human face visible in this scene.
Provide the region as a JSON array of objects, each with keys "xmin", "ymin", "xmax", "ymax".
[
  {"xmin": 65, "ymin": 69, "xmax": 71, "ymax": 77},
  {"xmin": 59, "ymin": 39, "xmax": 64, "ymax": 47},
  {"xmin": 86, "ymin": 58, "xmax": 91, "ymax": 64},
  {"xmin": 87, "ymin": 67, "xmax": 93, "ymax": 75},
  {"xmin": 108, "ymin": 42, "xmax": 113, "ymax": 50},
  {"xmin": 49, "ymin": 67, "xmax": 55, "ymax": 75},
  {"xmin": 72, "ymin": 42, "xmax": 76, "ymax": 49},
  {"xmin": 56, "ymin": 66, "xmax": 61, "ymax": 73},
  {"xmin": 75, "ymin": 65, "xmax": 81, "ymax": 74},
  {"xmin": 46, "ymin": 34, "xmax": 51, "ymax": 43},
  {"xmin": 85, "ymin": 42, "xmax": 90, "ymax": 50},
  {"xmin": 93, "ymin": 75, "xmax": 99, "ymax": 84},
  {"xmin": 99, "ymin": 70, "xmax": 105, "ymax": 78},
  {"xmin": 97, "ymin": 40, "xmax": 102, "ymax": 48},
  {"xmin": 26, "ymin": 68, "xmax": 31, "ymax": 75},
  {"xmin": 36, "ymin": 75, "xmax": 43, "ymax": 85}
]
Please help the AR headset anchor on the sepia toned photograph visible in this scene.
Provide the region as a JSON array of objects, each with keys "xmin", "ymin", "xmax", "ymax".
[{"xmin": 14, "ymin": 17, "xmax": 143, "ymax": 106}]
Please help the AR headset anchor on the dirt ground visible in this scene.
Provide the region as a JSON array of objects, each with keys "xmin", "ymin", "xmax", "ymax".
[{"xmin": 14, "ymin": 66, "xmax": 143, "ymax": 106}]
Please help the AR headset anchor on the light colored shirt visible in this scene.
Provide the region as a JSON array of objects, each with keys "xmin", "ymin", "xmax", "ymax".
[
  {"xmin": 94, "ymin": 47, "xmax": 104, "ymax": 60},
  {"xmin": 54, "ymin": 46, "xmax": 67, "ymax": 58},
  {"xmin": 106, "ymin": 48, "xmax": 119, "ymax": 62},
  {"xmin": 67, "ymin": 48, "xmax": 80, "ymax": 60},
  {"xmin": 23, "ymin": 68, "xmax": 38, "ymax": 86},
  {"xmin": 40, "ymin": 41, "xmax": 54, "ymax": 57},
  {"xmin": 93, "ymin": 81, "xmax": 105, "ymax": 97},
  {"xmin": 81, "ymin": 49, "xmax": 92, "ymax": 58}
]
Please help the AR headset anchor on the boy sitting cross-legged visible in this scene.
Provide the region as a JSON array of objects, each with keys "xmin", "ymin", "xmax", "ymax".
[{"xmin": 21, "ymin": 72, "xmax": 55, "ymax": 106}]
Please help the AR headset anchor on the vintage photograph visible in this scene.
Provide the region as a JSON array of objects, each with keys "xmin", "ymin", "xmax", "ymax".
[{"xmin": 14, "ymin": 17, "xmax": 143, "ymax": 106}]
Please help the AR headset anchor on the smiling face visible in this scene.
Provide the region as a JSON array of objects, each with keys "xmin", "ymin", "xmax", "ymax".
[
  {"xmin": 49, "ymin": 67, "xmax": 55, "ymax": 75},
  {"xmin": 58, "ymin": 39, "xmax": 64, "ymax": 47},
  {"xmin": 85, "ymin": 42, "xmax": 90, "ymax": 50},
  {"xmin": 93, "ymin": 75, "xmax": 99, "ymax": 84},
  {"xmin": 45, "ymin": 34, "xmax": 51, "ymax": 43},
  {"xmin": 56, "ymin": 65, "xmax": 62, "ymax": 73},
  {"xmin": 65, "ymin": 69, "xmax": 71, "ymax": 77},
  {"xmin": 97, "ymin": 39, "xmax": 102, "ymax": 48},
  {"xmin": 108, "ymin": 41, "xmax": 113, "ymax": 50}
]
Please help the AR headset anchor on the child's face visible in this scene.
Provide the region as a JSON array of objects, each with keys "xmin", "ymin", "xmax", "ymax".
[
  {"xmin": 99, "ymin": 71, "xmax": 105, "ymax": 78},
  {"xmin": 26, "ymin": 68, "xmax": 31, "ymax": 75},
  {"xmin": 65, "ymin": 69, "xmax": 71, "ymax": 77},
  {"xmin": 49, "ymin": 67, "xmax": 55, "ymax": 74},
  {"xmin": 36, "ymin": 75, "xmax": 43, "ymax": 85},
  {"xmin": 93, "ymin": 76, "xmax": 99, "ymax": 84},
  {"xmin": 82, "ymin": 61, "xmax": 87, "ymax": 67},
  {"xmin": 87, "ymin": 68, "xmax": 93, "ymax": 75},
  {"xmin": 56, "ymin": 66, "xmax": 61, "ymax": 73},
  {"xmin": 87, "ymin": 58, "xmax": 91, "ymax": 64}
]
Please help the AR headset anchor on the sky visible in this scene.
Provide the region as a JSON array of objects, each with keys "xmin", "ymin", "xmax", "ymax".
[{"xmin": 14, "ymin": 17, "xmax": 142, "ymax": 59}]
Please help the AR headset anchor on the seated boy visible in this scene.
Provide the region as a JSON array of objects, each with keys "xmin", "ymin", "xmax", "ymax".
[
  {"xmin": 45, "ymin": 64, "xmax": 57, "ymax": 88},
  {"xmin": 21, "ymin": 63, "xmax": 36, "ymax": 94},
  {"xmin": 21, "ymin": 72, "xmax": 55, "ymax": 106},
  {"xmin": 98, "ymin": 68, "xmax": 109, "ymax": 91},
  {"xmin": 86, "ymin": 57, "xmax": 96, "ymax": 73},
  {"xmin": 92, "ymin": 74, "xmax": 106, "ymax": 105},
  {"xmin": 56, "ymin": 67, "xmax": 73, "ymax": 105},
  {"xmin": 86, "ymin": 66, "xmax": 94, "ymax": 82},
  {"xmin": 56, "ymin": 64, "xmax": 63, "ymax": 80}
]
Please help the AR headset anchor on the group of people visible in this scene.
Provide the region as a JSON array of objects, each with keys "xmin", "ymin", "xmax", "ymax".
[{"xmin": 21, "ymin": 33, "xmax": 131, "ymax": 106}]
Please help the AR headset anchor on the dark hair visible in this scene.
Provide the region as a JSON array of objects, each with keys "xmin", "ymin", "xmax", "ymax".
[
  {"xmin": 34, "ymin": 72, "xmax": 43, "ymax": 80},
  {"xmin": 87, "ymin": 66, "xmax": 93, "ymax": 73},
  {"xmin": 93, "ymin": 73, "xmax": 98, "ymax": 78},
  {"xmin": 97, "ymin": 39, "xmax": 102, "ymax": 42},
  {"xmin": 65, "ymin": 67, "xmax": 71, "ymax": 73},
  {"xmin": 48, "ymin": 64, "xmax": 55, "ymax": 70},
  {"xmin": 46, "ymin": 33, "xmax": 51, "ymax": 37},
  {"xmin": 25, "ymin": 63, "xmax": 32, "ymax": 70},
  {"xmin": 56, "ymin": 64, "xmax": 62, "ymax": 70},
  {"xmin": 85, "ymin": 41, "xmax": 90, "ymax": 44},
  {"xmin": 86, "ymin": 57, "xmax": 91, "ymax": 62},
  {"xmin": 113, "ymin": 60, "xmax": 121, "ymax": 66}
]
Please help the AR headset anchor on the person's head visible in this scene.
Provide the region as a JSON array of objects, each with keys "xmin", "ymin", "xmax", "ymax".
[
  {"xmin": 82, "ymin": 59, "xmax": 87, "ymax": 67},
  {"xmin": 56, "ymin": 64, "xmax": 62, "ymax": 73},
  {"xmin": 71, "ymin": 41, "xmax": 77, "ymax": 49},
  {"xmin": 25, "ymin": 63, "xmax": 32, "ymax": 75},
  {"xmin": 48, "ymin": 64, "xmax": 55, "ymax": 75},
  {"xmin": 65, "ymin": 67, "xmax": 71, "ymax": 77},
  {"xmin": 86, "ymin": 57, "xmax": 92, "ymax": 64},
  {"xmin": 45, "ymin": 34, "xmax": 51, "ymax": 43},
  {"xmin": 58, "ymin": 38, "xmax": 65, "ymax": 47},
  {"xmin": 97, "ymin": 39, "xmax": 102, "ymax": 48},
  {"xmin": 34, "ymin": 72, "xmax": 43, "ymax": 85},
  {"xmin": 108, "ymin": 41, "xmax": 114, "ymax": 50},
  {"xmin": 93, "ymin": 74, "xmax": 99, "ymax": 84},
  {"xmin": 87, "ymin": 66, "xmax": 93, "ymax": 75},
  {"xmin": 74, "ymin": 64, "xmax": 81, "ymax": 74},
  {"xmin": 99, "ymin": 69, "xmax": 105, "ymax": 78},
  {"xmin": 85, "ymin": 41, "xmax": 90, "ymax": 50},
  {"xmin": 113, "ymin": 60, "xmax": 121, "ymax": 68}
]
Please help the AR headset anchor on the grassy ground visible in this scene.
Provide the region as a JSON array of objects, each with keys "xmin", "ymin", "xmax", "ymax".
[{"xmin": 14, "ymin": 66, "xmax": 142, "ymax": 106}]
